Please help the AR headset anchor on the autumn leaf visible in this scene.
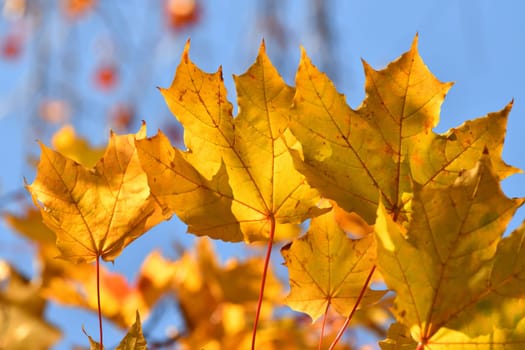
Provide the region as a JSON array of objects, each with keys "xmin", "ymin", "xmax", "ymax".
[
  {"xmin": 115, "ymin": 312, "xmax": 147, "ymax": 350},
  {"xmin": 84, "ymin": 313, "xmax": 147, "ymax": 350},
  {"xmin": 136, "ymin": 41, "xmax": 327, "ymax": 243},
  {"xmin": 410, "ymin": 101, "xmax": 520, "ymax": 186},
  {"xmin": 281, "ymin": 208, "xmax": 384, "ymax": 322},
  {"xmin": 289, "ymin": 35, "xmax": 516, "ymax": 224},
  {"xmin": 26, "ymin": 124, "xmax": 167, "ymax": 263},
  {"xmin": 375, "ymin": 153, "xmax": 525, "ymax": 348}
]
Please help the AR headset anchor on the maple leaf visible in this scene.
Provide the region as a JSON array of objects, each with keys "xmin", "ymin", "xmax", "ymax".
[
  {"xmin": 289, "ymin": 35, "xmax": 516, "ymax": 223},
  {"xmin": 375, "ymin": 153, "xmax": 525, "ymax": 348},
  {"xmin": 281, "ymin": 208, "xmax": 384, "ymax": 322},
  {"xmin": 410, "ymin": 102, "xmax": 520, "ymax": 186},
  {"xmin": 136, "ymin": 41, "xmax": 326, "ymax": 242},
  {"xmin": 26, "ymin": 124, "xmax": 167, "ymax": 263},
  {"xmin": 115, "ymin": 312, "xmax": 147, "ymax": 350},
  {"xmin": 85, "ymin": 312, "xmax": 147, "ymax": 350}
]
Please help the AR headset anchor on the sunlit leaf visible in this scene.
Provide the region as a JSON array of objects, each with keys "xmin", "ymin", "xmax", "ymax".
[
  {"xmin": 376, "ymin": 154, "xmax": 525, "ymax": 348},
  {"xmin": 410, "ymin": 102, "xmax": 520, "ymax": 186},
  {"xmin": 115, "ymin": 312, "xmax": 147, "ymax": 350},
  {"xmin": 136, "ymin": 41, "xmax": 327, "ymax": 243},
  {"xmin": 290, "ymin": 35, "xmax": 515, "ymax": 224},
  {"xmin": 27, "ymin": 124, "xmax": 167, "ymax": 263},
  {"xmin": 281, "ymin": 209, "xmax": 384, "ymax": 321}
]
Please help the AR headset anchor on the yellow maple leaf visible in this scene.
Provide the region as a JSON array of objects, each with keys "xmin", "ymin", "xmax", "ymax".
[
  {"xmin": 115, "ymin": 312, "xmax": 147, "ymax": 350},
  {"xmin": 289, "ymin": 35, "xmax": 516, "ymax": 224},
  {"xmin": 281, "ymin": 209, "xmax": 384, "ymax": 322},
  {"xmin": 410, "ymin": 102, "xmax": 520, "ymax": 186},
  {"xmin": 85, "ymin": 312, "xmax": 147, "ymax": 350},
  {"xmin": 26, "ymin": 124, "xmax": 167, "ymax": 263},
  {"xmin": 375, "ymin": 153, "xmax": 525, "ymax": 348},
  {"xmin": 136, "ymin": 41, "xmax": 327, "ymax": 243}
]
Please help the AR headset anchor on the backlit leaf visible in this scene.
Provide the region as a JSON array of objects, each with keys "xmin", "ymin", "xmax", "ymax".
[
  {"xmin": 375, "ymin": 154, "xmax": 525, "ymax": 348},
  {"xmin": 115, "ymin": 312, "xmax": 147, "ymax": 350},
  {"xmin": 281, "ymin": 209, "xmax": 384, "ymax": 321},
  {"xmin": 290, "ymin": 35, "xmax": 515, "ymax": 224},
  {"xmin": 26, "ymin": 124, "xmax": 167, "ymax": 263},
  {"xmin": 410, "ymin": 102, "xmax": 520, "ymax": 186},
  {"xmin": 136, "ymin": 41, "xmax": 326, "ymax": 242},
  {"xmin": 83, "ymin": 312, "xmax": 148, "ymax": 350}
]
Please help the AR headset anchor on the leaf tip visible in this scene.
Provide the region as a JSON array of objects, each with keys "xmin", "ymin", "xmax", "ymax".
[
  {"xmin": 182, "ymin": 39, "xmax": 191, "ymax": 64},
  {"xmin": 259, "ymin": 38, "xmax": 266, "ymax": 52},
  {"xmin": 134, "ymin": 310, "xmax": 142, "ymax": 323},
  {"xmin": 411, "ymin": 33, "xmax": 419, "ymax": 50},
  {"xmin": 299, "ymin": 46, "xmax": 309, "ymax": 62},
  {"xmin": 360, "ymin": 57, "xmax": 373, "ymax": 74},
  {"xmin": 133, "ymin": 121, "xmax": 147, "ymax": 137},
  {"xmin": 506, "ymin": 99, "xmax": 514, "ymax": 112}
]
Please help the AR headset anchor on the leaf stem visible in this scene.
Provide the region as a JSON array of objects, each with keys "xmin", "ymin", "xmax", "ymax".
[
  {"xmin": 328, "ymin": 265, "xmax": 376, "ymax": 350},
  {"xmin": 251, "ymin": 216, "xmax": 276, "ymax": 350},
  {"xmin": 318, "ymin": 300, "xmax": 331, "ymax": 350},
  {"xmin": 96, "ymin": 255, "xmax": 104, "ymax": 348}
]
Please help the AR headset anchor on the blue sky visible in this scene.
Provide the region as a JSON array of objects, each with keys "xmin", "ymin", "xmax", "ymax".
[{"xmin": 0, "ymin": 1, "xmax": 524, "ymax": 349}]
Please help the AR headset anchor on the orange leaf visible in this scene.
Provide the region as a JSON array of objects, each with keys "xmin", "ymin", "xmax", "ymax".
[
  {"xmin": 136, "ymin": 41, "xmax": 327, "ymax": 243},
  {"xmin": 26, "ymin": 124, "xmax": 167, "ymax": 263}
]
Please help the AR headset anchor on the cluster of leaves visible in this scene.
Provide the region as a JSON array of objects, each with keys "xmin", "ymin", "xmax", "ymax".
[{"xmin": 5, "ymin": 35, "xmax": 524, "ymax": 349}]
